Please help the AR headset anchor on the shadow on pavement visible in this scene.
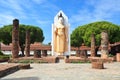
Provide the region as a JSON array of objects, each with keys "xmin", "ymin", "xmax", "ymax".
[{"xmin": 1, "ymin": 77, "xmax": 39, "ymax": 80}]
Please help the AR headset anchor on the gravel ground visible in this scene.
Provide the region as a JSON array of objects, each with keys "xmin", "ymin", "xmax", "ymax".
[{"xmin": 1, "ymin": 61, "xmax": 120, "ymax": 80}]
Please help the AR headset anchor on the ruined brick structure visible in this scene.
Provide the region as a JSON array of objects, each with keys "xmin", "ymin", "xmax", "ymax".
[
  {"xmin": 25, "ymin": 30, "xmax": 30, "ymax": 57},
  {"xmin": 12, "ymin": 19, "xmax": 19, "ymax": 58},
  {"xmin": 34, "ymin": 50, "xmax": 41, "ymax": 58},
  {"xmin": 101, "ymin": 31, "xmax": 109, "ymax": 58},
  {"xmin": 42, "ymin": 50, "xmax": 47, "ymax": 57},
  {"xmin": 80, "ymin": 50, "xmax": 87, "ymax": 58}
]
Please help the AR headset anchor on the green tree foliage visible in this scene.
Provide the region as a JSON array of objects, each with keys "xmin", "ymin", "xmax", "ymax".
[
  {"xmin": 71, "ymin": 21, "xmax": 120, "ymax": 47},
  {"xmin": 0, "ymin": 24, "xmax": 44, "ymax": 56}
]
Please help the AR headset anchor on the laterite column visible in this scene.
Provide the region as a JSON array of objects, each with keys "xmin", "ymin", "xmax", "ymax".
[
  {"xmin": 25, "ymin": 30, "xmax": 30, "ymax": 57},
  {"xmin": 12, "ymin": 19, "xmax": 19, "ymax": 58}
]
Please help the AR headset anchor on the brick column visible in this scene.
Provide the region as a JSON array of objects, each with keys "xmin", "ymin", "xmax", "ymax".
[
  {"xmin": 91, "ymin": 34, "xmax": 96, "ymax": 57},
  {"xmin": 12, "ymin": 19, "xmax": 19, "ymax": 58},
  {"xmin": 101, "ymin": 31, "xmax": 109, "ymax": 58},
  {"xmin": 25, "ymin": 30, "xmax": 30, "ymax": 57}
]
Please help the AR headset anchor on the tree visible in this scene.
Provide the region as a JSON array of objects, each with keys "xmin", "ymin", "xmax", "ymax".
[
  {"xmin": 71, "ymin": 21, "xmax": 120, "ymax": 47},
  {"xmin": 0, "ymin": 24, "xmax": 44, "ymax": 56}
]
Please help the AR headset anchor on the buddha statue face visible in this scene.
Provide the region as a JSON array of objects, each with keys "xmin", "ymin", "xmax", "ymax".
[{"xmin": 58, "ymin": 17, "xmax": 64, "ymax": 24}]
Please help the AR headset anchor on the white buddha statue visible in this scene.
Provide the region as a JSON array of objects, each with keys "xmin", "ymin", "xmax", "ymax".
[{"xmin": 53, "ymin": 13, "xmax": 68, "ymax": 55}]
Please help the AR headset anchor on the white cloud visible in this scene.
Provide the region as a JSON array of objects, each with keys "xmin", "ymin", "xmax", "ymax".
[
  {"xmin": 0, "ymin": 14, "xmax": 15, "ymax": 27},
  {"xmin": 68, "ymin": 0, "xmax": 120, "ymax": 34},
  {"xmin": 69, "ymin": 0, "xmax": 120, "ymax": 30},
  {"xmin": 0, "ymin": 0, "xmax": 23, "ymax": 12}
]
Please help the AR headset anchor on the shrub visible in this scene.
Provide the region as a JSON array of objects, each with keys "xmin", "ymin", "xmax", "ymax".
[
  {"xmin": 0, "ymin": 55, "xmax": 9, "ymax": 59},
  {"xmin": 0, "ymin": 51, "xmax": 4, "ymax": 55}
]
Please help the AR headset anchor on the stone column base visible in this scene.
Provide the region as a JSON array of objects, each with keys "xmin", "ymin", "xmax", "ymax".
[{"xmin": 92, "ymin": 62, "xmax": 104, "ymax": 69}]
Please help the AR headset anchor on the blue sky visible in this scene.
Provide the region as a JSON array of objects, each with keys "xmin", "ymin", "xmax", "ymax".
[{"xmin": 0, "ymin": 0, "xmax": 120, "ymax": 44}]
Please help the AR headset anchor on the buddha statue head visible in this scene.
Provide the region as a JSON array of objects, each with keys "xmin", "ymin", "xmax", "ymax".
[{"xmin": 58, "ymin": 13, "xmax": 64, "ymax": 24}]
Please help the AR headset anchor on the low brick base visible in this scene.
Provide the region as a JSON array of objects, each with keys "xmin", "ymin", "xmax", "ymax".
[
  {"xmin": 89, "ymin": 57, "xmax": 115, "ymax": 63},
  {"xmin": 8, "ymin": 56, "xmax": 59, "ymax": 63},
  {"xmin": 0, "ymin": 64, "xmax": 19, "ymax": 78},
  {"xmin": 65, "ymin": 56, "xmax": 89, "ymax": 63},
  {"xmin": 0, "ymin": 59, "xmax": 9, "ymax": 62},
  {"xmin": 65, "ymin": 56, "xmax": 115, "ymax": 63},
  {"xmin": 19, "ymin": 64, "xmax": 30, "ymax": 69},
  {"xmin": 57, "ymin": 55, "xmax": 65, "ymax": 59}
]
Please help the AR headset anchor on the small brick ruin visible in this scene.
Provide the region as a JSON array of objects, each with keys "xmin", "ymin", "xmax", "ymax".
[
  {"xmin": 42, "ymin": 50, "xmax": 47, "ymax": 57},
  {"xmin": 25, "ymin": 30, "xmax": 30, "ymax": 57},
  {"xmin": 101, "ymin": 31, "xmax": 109, "ymax": 58},
  {"xmin": 34, "ymin": 50, "xmax": 41, "ymax": 58},
  {"xmin": 80, "ymin": 50, "xmax": 88, "ymax": 58},
  {"xmin": 12, "ymin": 19, "xmax": 19, "ymax": 58}
]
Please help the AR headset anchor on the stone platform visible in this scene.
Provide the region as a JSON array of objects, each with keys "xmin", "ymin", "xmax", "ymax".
[{"xmin": 8, "ymin": 56, "xmax": 59, "ymax": 63}]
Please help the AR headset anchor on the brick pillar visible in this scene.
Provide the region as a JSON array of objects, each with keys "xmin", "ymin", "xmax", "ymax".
[
  {"xmin": 25, "ymin": 30, "xmax": 30, "ymax": 57},
  {"xmin": 101, "ymin": 31, "xmax": 109, "ymax": 58},
  {"xmin": 91, "ymin": 34, "xmax": 96, "ymax": 57},
  {"xmin": 42, "ymin": 50, "xmax": 47, "ymax": 57},
  {"xmin": 12, "ymin": 19, "xmax": 19, "ymax": 58}
]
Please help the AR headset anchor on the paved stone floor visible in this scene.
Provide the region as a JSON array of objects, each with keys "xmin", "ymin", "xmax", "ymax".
[{"xmin": 1, "ymin": 61, "xmax": 120, "ymax": 80}]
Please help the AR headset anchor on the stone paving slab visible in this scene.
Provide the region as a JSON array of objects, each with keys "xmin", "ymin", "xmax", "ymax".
[{"xmin": 1, "ymin": 62, "xmax": 120, "ymax": 80}]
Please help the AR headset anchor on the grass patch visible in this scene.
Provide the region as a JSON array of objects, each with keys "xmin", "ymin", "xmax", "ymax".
[
  {"xmin": 108, "ymin": 54, "xmax": 114, "ymax": 57},
  {"xmin": 0, "ymin": 55, "xmax": 9, "ymax": 59},
  {"xmin": 0, "ymin": 51, "xmax": 4, "ymax": 55},
  {"xmin": 15, "ymin": 60, "xmax": 48, "ymax": 63},
  {"xmin": 0, "ymin": 51, "xmax": 10, "ymax": 59},
  {"xmin": 71, "ymin": 61, "xmax": 91, "ymax": 64}
]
